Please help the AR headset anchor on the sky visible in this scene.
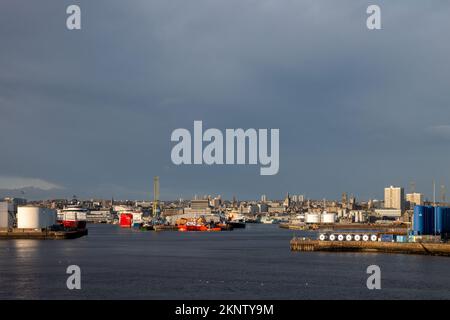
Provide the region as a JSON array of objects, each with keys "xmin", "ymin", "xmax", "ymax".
[{"xmin": 1, "ymin": 0, "xmax": 450, "ymax": 201}]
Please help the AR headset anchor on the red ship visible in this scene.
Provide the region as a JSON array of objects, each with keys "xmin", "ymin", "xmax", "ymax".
[
  {"xmin": 178, "ymin": 222, "xmax": 221, "ymax": 232},
  {"xmin": 58, "ymin": 205, "xmax": 87, "ymax": 230},
  {"xmin": 119, "ymin": 213, "xmax": 133, "ymax": 228}
]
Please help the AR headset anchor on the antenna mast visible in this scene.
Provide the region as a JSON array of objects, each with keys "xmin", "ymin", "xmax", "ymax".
[{"xmin": 153, "ymin": 176, "xmax": 159, "ymax": 217}]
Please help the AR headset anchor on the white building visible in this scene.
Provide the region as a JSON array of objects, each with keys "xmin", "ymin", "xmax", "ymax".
[
  {"xmin": 384, "ymin": 186, "xmax": 405, "ymax": 213},
  {"xmin": 406, "ymin": 193, "xmax": 423, "ymax": 206}
]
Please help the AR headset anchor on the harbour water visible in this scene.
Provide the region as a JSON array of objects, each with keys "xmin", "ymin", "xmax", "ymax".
[{"xmin": 0, "ymin": 224, "xmax": 449, "ymax": 299}]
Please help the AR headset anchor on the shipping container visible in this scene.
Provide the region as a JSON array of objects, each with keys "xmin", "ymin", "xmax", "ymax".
[
  {"xmin": 380, "ymin": 234, "xmax": 395, "ymax": 242},
  {"xmin": 408, "ymin": 234, "xmax": 441, "ymax": 243}
]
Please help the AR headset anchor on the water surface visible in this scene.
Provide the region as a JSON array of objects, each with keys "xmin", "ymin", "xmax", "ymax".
[{"xmin": 0, "ymin": 224, "xmax": 449, "ymax": 299}]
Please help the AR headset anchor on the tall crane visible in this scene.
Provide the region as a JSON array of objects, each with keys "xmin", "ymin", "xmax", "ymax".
[{"xmin": 153, "ymin": 176, "xmax": 160, "ymax": 217}]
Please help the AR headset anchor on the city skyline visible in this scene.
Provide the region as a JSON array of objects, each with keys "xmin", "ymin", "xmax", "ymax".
[{"xmin": 0, "ymin": 182, "xmax": 441, "ymax": 203}]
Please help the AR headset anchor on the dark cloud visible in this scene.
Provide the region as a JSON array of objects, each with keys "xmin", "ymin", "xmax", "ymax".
[{"xmin": 1, "ymin": 0, "xmax": 450, "ymax": 200}]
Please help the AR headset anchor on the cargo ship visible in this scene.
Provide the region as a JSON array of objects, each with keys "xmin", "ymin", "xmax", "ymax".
[
  {"xmin": 115, "ymin": 205, "xmax": 145, "ymax": 228},
  {"xmin": 57, "ymin": 205, "xmax": 87, "ymax": 230},
  {"xmin": 119, "ymin": 213, "xmax": 133, "ymax": 228}
]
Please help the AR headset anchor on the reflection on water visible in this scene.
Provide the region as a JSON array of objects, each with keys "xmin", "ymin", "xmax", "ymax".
[{"xmin": 0, "ymin": 224, "xmax": 449, "ymax": 299}]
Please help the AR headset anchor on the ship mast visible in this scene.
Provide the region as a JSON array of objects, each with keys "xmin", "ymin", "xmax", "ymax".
[{"xmin": 153, "ymin": 176, "xmax": 160, "ymax": 217}]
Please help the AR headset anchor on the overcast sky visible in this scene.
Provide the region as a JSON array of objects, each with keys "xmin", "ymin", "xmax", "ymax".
[{"xmin": 1, "ymin": 0, "xmax": 450, "ymax": 201}]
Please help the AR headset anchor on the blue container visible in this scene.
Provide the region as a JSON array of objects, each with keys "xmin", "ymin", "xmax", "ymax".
[
  {"xmin": 413, "ymin": 206, "xmax": 435, "ymax": 235},
  {"xmin": 380, "ymin": 234, "xmax": 395, "ymax": 242}
]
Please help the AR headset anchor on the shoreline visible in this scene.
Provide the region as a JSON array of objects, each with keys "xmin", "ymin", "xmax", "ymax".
[{"xmin": 290, "ymin": 238, "xmax": 450, "ymax": 256}]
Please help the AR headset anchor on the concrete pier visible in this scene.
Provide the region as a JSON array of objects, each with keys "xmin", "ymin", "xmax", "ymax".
[
  {"xmin": 0, "ymin": 228, "xmax": 88, "ymax": 240},
  {"xmin": 290, "ymin": 238, "xmax": 450, "ymax": 256}
]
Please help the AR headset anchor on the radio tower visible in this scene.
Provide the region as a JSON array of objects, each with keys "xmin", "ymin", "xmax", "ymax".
[{"xmin": 153, "ymin": 176, "xmax": 160, "ymax": 217}]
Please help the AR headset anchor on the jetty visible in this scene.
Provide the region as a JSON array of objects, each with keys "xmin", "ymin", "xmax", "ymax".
[
  {"xmin": 290, "ymin": 238, "xmax": 450, "ymax": 256},
  {"xmin": 0, "ymin": 228, "xmax": 88, "ymax": 240},
  {"xmin": 153, "ymin": 225, "xmax": 178, "ymax": 231},
  {"xmin": 281, "ymin": 223, "xmax": 408, "ymax": 233}
]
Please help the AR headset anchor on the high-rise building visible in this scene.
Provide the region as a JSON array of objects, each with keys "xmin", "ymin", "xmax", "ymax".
[
  {"xmin": 406, "ymin": 193, "xmax": 423, "ymax": 206},
  {"xmin": 384, "ymin": 186, "xmax": 405, "ymax": 212},
  {"xmin": 190, "ymin": 199, "xmax": 210, "ymax": 210},
  {"xmin": 298, "ymin": 195, "xmax": 305, "ymax": 202},
  {"xmin": 261, "ymin": 194, "xmax": 267, "ymax": 203}
]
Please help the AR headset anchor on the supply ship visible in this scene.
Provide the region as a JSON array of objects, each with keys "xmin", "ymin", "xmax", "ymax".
[
  {"xmin": 57, "ymin": 205, "xmax": 87, "ymax": 230},
  {"xmin": 178, "ymin": 221, "xmax": 221, "ymax": 232},
  {"xmin": 115, "ymin": 206, "xmax": 144, "ymax": 228}
]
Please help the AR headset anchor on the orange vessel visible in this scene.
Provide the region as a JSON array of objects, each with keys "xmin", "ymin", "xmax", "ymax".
[{"xmin": 178, "ymin": 222, "xmax": 221, "ymax": 232}]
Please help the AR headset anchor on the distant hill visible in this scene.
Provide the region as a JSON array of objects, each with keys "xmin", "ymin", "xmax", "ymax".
[{"xmin": 0, "ymin": 186, "xmax": 68, "ymax": 201}]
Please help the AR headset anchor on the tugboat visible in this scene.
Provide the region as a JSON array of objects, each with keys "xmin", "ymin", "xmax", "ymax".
[
  {"xmin": 139, "ymin": 222, "xmax": 154, "ymax": 231},
  {"xmin": 228, "ymin": 218, "xmax": 246, "ymax": 229},
  {"xmin": 178, "ymin": 221, "xmax": 221, "ymax": 232}
]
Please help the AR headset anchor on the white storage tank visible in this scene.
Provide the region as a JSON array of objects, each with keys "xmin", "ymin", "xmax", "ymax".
[
  {"xmin": 17, "ymin": 206, "xmax": 57, "ymax": 229},
  {"xmin": 305, "ymin": 213, "xmax": 320, "ymax": 224},
  {"xmin": 0, "ymin": 202, "xmax": 14, "ymax": 228},
  {"xmin": 321, "ymin": 212, "xmax": 336, "ymax": 224}
]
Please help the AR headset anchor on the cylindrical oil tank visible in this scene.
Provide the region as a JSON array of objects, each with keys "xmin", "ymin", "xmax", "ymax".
[
  {"xmin": 443, "ymin": 208, "xmax": 450, "ymax": 234},
  {"xmin": 305, "ymin": 213, "xmax": 320, "ymax": 224},
  {"xmin": 435, "ymin": 207, "xmax": 450, "ymax": 235},
  {"xmin": 0, "ymin": 202, "xmax": 14, "ymax": 228},
  {"xmin": 48, "ymin": 209, "xmax": 57, "ymax": 226},
  {"xmin": 413, "ymin": 205, "xmax": 435, "ymax": 235},
  {"xmin": 321, "ymin": 213, "xmax": 335, "ymax": 224},
  {"xmin": 17, "ymin": 206, "xmax": 56, "ymax": 229}
]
